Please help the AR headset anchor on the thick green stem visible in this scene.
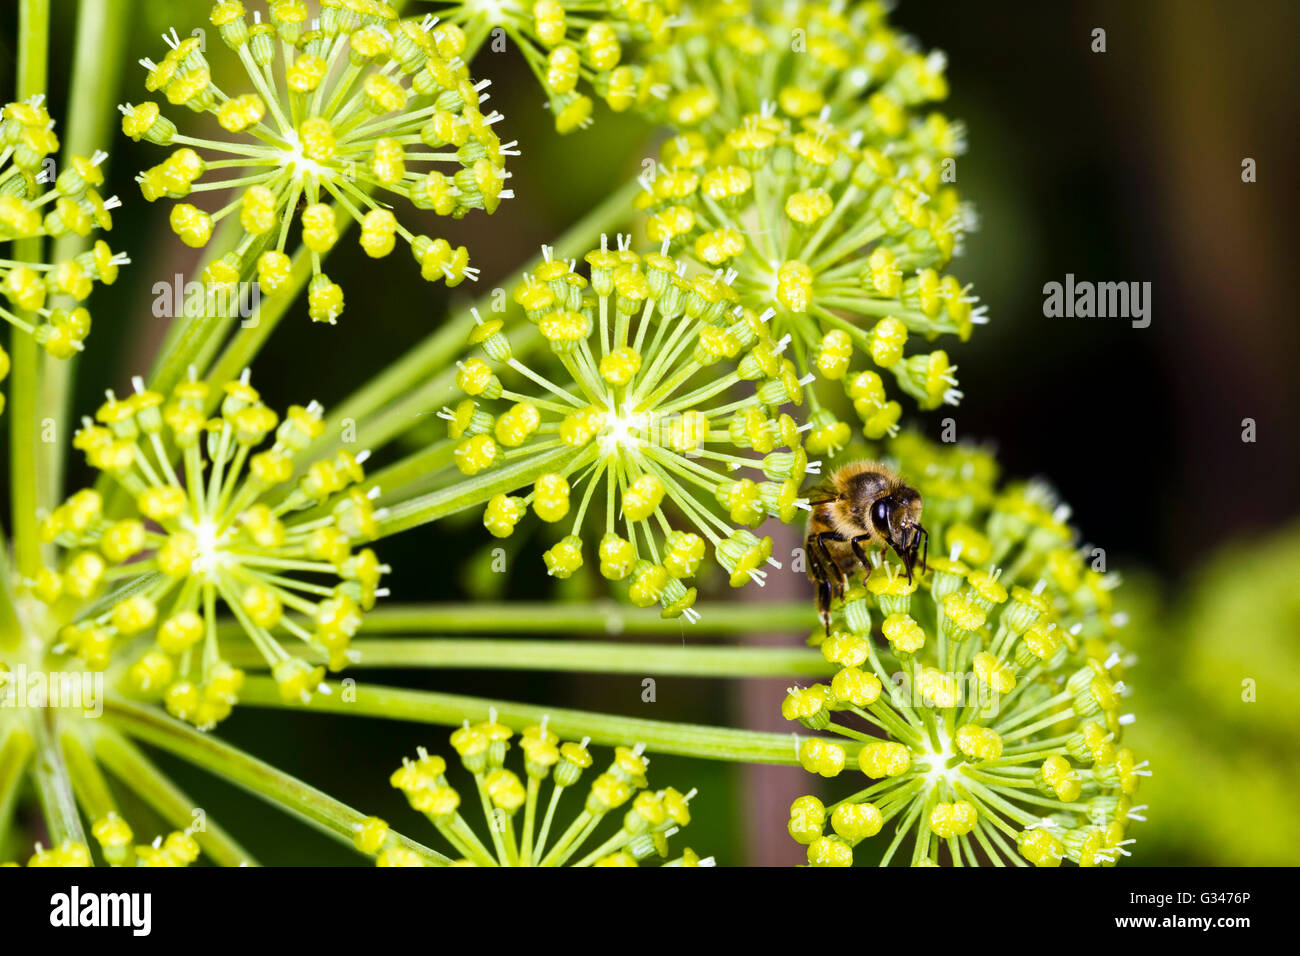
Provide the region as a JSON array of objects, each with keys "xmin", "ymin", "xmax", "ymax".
[
  {"xmin": 0, "ymin": 535, "xmax": 25, "ymax": 649},
  {"xmin": 15, "ymin": 0, "xmax": 48, "ymax": 100},
  {"xmin": 202, "ymin": 242, "xmax": 314, "ymax": 400},
  {"xmin": 9, "ymin": 0, "xmax": 51, "ymax": 580},
  {"xmin": 0, "ymin": 723, "xmax": 34, "ymax": 847},
  {"xmin": 237, "ymin": 677, "xmax": 820, "ymax": 765},
  {"xmin": 30, "ymin": 712, "xmax": 87, "ymax": 848},
  {"xmin": 144, "ymin": 212, "xmax": 250, "ymax": 374},
  {"xmin": 363, "ymin": 439, "xmax": 455, "ymax": 504},
  {"xmin": 8, "ymin": 334, "xmax": 41, "ymax": 580},
  {"xmin": 41, "ymin": 0, "xmax": 129, "ymax": 515},
  {"xmin": 102, "ymin": 695, "xmax": 446, "ymax": 863},
  {"xmin": 147, "ymin": 214, "xmax": 348, "ymax": 400},
  {"xmin": 115, "ymin": 232, "xmax": 335, "ymax": 514},
  {"xmin": 144, "ymin": 255, "xmax": 263, "ymax": 399},
  {"xmin": 222, "ymin": 637, "xmax": 834, "ymax": 677},
  {"xmin": 280, "ymin": 601, "xmax": 819, "ymax": 636},
  {"xmin": 57, "ymin": 726, "xmax": 117, "ymax": 822}
]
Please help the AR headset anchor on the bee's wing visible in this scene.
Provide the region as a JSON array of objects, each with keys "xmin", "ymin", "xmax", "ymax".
[{"xmin": 803, "ymin": 477, "xmax": 838, "ymax": 504}]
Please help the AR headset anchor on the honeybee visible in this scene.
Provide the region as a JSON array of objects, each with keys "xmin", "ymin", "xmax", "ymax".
[{"xmin": 805, "ymin": 462, "xmax": 929, "ymax": 633}]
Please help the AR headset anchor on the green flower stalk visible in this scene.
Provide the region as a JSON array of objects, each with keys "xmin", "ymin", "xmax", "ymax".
[
  {"xmin": 0, "ymin": 96, "xmax": 127, "ymax": 386},
  {"xmin": 783, "ymin": 433, "xmax": 1147, "ymax": 867},
  {"xmin": 121, "ymin": 0, "xmax": 515, "ymax": 323},
  {"xmin": 635, "ymin": 0, "xmax": 980, "ymax": 451},
  {"xmin": 424, "ymin": 0, "xmax": 678, "ymax": 132},
  {"xmin": 441, "ymin": 238, "xmax": 814, "ymax": 620},
  {"xmin": 372, "ymin": 714, "xmax": 709, "ymax": 866},
  {"xmin": 32, "ymin": 370, "xmax": 388, "ymax": 727}
]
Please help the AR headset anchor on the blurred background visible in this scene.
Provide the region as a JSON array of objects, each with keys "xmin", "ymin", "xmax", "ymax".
[{"xmin": 1, "ymin": 0, "xmax": 1296, "ymax": 864}]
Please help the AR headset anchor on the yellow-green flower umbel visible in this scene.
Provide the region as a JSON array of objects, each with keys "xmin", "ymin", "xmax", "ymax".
[
  {"xmin": 655, "ymin": 0, "xmax": 959, "ymax": 151},
  {"xmin": 784, "ymin": 433, "xmax": 1147, "ymax": 867},
  {"xmin": 636, "ymin": 121, "xmax": 980, "ymax": 453},
  {"xmin": 33, "ymin": 371, "xmax": 389, "ymax": 728},
  {"xmin": 121, "ymin": 0, "xmax": 514, "ymax": 323},
  {"xmin": 636, "ymin": 1, "xmax": 981, "ymax": 452},
  {"xmin": 0, "ymin": 97, "xmax": 127, "ymax": 382},
  {"xmin": 445, "ymin": 237, "xmax": 816, "ymax": 620},
  {"xmin": 370, "ymin": 715, "xmax": 710, "ymax": 866},
  {"xmin": 422, "ymin": 0, "xmax": 677, "ymax": 133}
]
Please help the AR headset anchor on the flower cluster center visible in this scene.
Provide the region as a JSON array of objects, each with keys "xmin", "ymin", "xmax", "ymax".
[
  {"xmin": 186, "ymin": 517, "xmax": 231, "ymax": 579},
  {"xmin": 597, "ymin": 403, "xmax": 648, "ymax": 458}
]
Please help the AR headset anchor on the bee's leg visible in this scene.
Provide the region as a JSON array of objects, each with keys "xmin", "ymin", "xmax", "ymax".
[
  {"xmin": 804, "ymin": 533, "xmax": 823, "ymax": 585},
  {"xmin": 805, "ymin": 536, "xmax": 834, "ymax": 634},
  {"xmin": 815, "ymin": 575, "xmax": 832, "ymax": 635},
  {"xmin": 814, "ymin": 532, "xmax": 849, "ymax": 596},
  {"xmin": 849, "ymin": 533, "xmax": 873, "ymax": 569}
]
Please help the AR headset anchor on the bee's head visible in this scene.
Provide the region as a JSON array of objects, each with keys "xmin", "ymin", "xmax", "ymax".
[{"xmin": 870, "ymin": 489, "xmax": 928, "ymax": 582}]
